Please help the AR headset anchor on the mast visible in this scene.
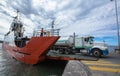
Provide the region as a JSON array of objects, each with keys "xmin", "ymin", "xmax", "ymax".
[
  {"xmin": 12, "ymin": 10, "xmax": 24, "ymax": 37},
  {"xmin": 16, "ymin": 9, "xmax": 20, "ymax": 20},
  {"xmin": 51, "ymin": 20, "xmax": 55, "ymax": 36}
]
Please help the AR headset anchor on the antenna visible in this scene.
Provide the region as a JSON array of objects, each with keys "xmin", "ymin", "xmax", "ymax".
[
  {"xmin": 16, "ymin": 9, "xmax": 21, "ymax": 21},
  {"xmin": 51, "ymin": 20, "xmax": 54, "ymax": 29},
  {"xmin": 51, "ymin": 20, "xmax": 55, "ymax": 36}
]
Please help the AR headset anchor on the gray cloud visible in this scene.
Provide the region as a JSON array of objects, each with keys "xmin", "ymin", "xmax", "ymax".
[{"xmin": 0, "ymin": 0, "xmax": 120, "ymax": 45}]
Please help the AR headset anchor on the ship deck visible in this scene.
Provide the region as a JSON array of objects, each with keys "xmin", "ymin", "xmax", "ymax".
[{"xmin": 47, "ymin": 51, "xmax": 99, "ymax": 61}]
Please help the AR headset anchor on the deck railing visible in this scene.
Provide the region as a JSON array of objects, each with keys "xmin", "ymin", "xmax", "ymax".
[{"xmin": 33, "ymin": 29, "xmax": 60, "ymax": 37}]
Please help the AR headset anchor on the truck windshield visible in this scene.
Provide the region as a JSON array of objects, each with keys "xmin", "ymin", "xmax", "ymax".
[{"xmin": 85, "ymin": 37, "xmax": 94, "ymax": 43}]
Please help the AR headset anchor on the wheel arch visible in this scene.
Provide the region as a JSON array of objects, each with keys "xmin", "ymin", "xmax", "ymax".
[{"xmin": 92, "ymin": 48, "xmax": 102, "ymax": 52}]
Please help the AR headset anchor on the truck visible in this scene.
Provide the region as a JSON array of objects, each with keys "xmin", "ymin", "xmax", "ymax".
[{"xmin": 52, "ymin": 35, "xmax": 109, "ymax": 57}]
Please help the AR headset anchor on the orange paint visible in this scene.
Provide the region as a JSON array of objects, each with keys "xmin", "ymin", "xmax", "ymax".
[{"xmin": 3, "ymin": 36, "xmax": 60, "ymax": 64}]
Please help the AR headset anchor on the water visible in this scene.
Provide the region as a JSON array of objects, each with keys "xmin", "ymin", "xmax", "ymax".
[
  {"xmin": 0, "ymin": 43, "xmax": 91, "ymax": 76},
  {"xmin": 108, "ymin": 46, "xmax": 117, "ymax": 53}
]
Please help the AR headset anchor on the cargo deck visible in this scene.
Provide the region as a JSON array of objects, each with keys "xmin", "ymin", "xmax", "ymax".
[{"xmin": 47, "ymin": 51, "xmax": 99, "ymax": 61}]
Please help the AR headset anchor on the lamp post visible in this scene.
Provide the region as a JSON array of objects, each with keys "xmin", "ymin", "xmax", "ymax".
[{"xmin": 111, "ymin": 0, "xmax": 120, "ymax": 53}]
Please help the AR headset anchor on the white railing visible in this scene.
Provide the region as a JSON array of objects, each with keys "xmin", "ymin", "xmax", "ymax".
[{"xmin": 33, "ymin": 29, "xmax": 60, "ymax": 37}]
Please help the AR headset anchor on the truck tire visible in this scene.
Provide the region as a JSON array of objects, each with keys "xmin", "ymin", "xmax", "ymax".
[
  {"xmin": 92, "ymin": 49, "xmax": 101, "ymax": 57},
  {"xmin": 65, "ymin": 49, "xmax": 72, "ymax": 54},
  {"xmin": 59, "ymin": 50, "xmax": 65, "ymax": 54},
  {"xmin": 65, "ymin": 50, "xmax": 69, "ymax": 54}
]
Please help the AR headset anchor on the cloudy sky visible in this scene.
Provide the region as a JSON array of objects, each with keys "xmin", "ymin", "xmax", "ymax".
[{"xmin": 0, "ymin": 0, "xmax": 120, "ymax": 45}]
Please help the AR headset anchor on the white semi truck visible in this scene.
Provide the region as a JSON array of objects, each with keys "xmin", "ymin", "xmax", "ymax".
[{"xmin": 52, "ymin": 35, "xmax": 109, "ymax": 57}]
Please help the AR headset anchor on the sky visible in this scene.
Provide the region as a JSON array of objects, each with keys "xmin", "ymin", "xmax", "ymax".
[{"xmin": 0, "ymin": 0, "xmax": 120, "ymax": 46}]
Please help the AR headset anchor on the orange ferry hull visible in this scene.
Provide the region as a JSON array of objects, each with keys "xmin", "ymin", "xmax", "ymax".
[{"xmin": 3, "ymin": 36, "xmax": 59, "ymax": 64}]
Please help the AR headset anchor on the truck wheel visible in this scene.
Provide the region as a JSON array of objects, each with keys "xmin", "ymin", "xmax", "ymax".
[
  {"xmin": 59, "ymin": 51, "xmax": 65, "ymax": 54},
  {"xmin": 65, "ymin": 50, "xmax": 69, "ymax": 54},
  {"xmin": 92, "ymin": 49, "xmax": 101, "ymax": 57}
]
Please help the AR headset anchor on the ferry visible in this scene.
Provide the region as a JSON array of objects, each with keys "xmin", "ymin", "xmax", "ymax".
[{"xmin": 2, "ymin": 11, "xmax": 60, "ymax": 64}]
